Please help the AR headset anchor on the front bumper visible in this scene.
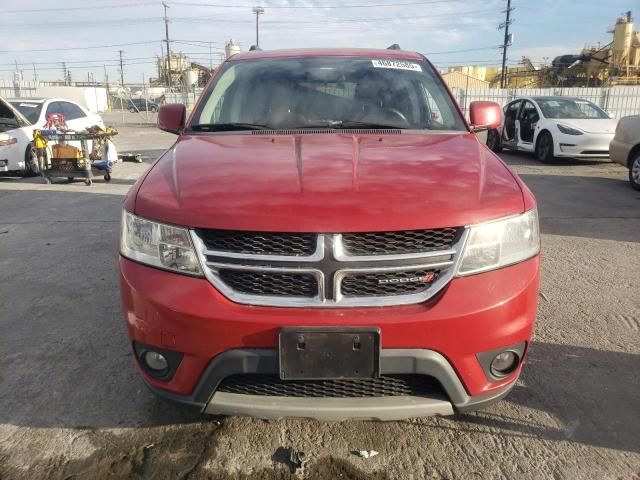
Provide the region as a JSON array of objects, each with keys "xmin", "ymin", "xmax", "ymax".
[
  {"xmin": 120, "ymin": 255, "xmax": 539, "ymax": 418},
  {"xmin": 555, "ymin": 132, "xmax": 614, "ymax": 158},
  {"xmin": 144, "ymin": 348, "xmax": 519, "ymax": 420}
]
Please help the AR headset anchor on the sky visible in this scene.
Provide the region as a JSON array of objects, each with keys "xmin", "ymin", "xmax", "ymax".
[{"xmin": 0, "ymin": 0, "xmax": 635, "ymax": 84}]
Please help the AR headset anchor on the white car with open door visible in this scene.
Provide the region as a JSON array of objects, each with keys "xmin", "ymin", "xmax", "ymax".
[
  {"xmin": 486, "ymin": 96, "xmax": 618, "ymax": 163},
  {"xmin": 0, "ymin": 95, "xmax": 32, "ymax": 174},
  {"xmin": 4, "ymin": 98, "xmax": 105, "ymax": 175}
]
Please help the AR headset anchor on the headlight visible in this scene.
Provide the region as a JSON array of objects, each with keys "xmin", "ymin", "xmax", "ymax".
[
  {"xmin": 120, "ymin": 210, "xmax": 203, "ymax": 276},
  {"xmin": 457, "ymin": 209, "xmax": 539, "ymax": 276},
  {"xmin": 0, "ymin": 137, "xmax": 18, "ymax": 147},
  {"xmin": 557, "ymin": 123, "xmax": 583, "ymax": 135}
]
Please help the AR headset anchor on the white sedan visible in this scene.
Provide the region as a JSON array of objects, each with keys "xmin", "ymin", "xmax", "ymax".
[
  {"xmin": 486, "ymin": 96, "xmax": 618, "ymax": 162},
  {"xmin": 0, "ymin": 96, "xmax": 104, "ymax": 175}
]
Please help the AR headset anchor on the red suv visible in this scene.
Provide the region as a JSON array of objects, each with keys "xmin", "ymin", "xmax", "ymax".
[{"xmin": 119, "ymin": 47, "xmax": 540, "ymax": 420}]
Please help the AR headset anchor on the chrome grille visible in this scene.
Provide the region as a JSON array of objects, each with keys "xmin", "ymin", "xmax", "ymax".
[
  {"xmin": 219, "ymin": 270, "xmax": 317, "ymax": 297},
  {"xmin": 217, "ymin": 374, "xmax": 443, "ymax": 398},
  {"xmin": 191, "ymin": 228, "xmax": 466, "ymax": 308},
  {"xmin": 340, "ymin": 228, "xmax": 458, "ymax": 256},
  {"xmin": 340, "ymin": 269, "xmax": 438, "ymax": 297},
  {"xmin": 196, "ymin": 230, "xmax": 316, "ymax": 257}
]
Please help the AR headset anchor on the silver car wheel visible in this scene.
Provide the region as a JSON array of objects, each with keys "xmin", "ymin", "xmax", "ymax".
[{"xmin": 632, "ymin": 156, "xmax": 640, "ymax": 183}]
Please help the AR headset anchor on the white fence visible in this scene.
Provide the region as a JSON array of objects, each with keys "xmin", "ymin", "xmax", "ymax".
[
  {"xmin": 0, "ymin": 80, "xmax": 108, "ymax": 112},
  {"xmin": 453, "ymin": 87, "xmax": 640, "ymax": 119}
]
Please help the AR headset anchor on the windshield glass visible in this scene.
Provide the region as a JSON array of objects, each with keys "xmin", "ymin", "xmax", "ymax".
[
  {"xmin": 9, "ymin": 101, "xmax": 42, "ymax": 124},
  {"xmin": 191, "ymin": 57, "xmax": 466, "ymax": 131},
  {"xmin": 537, "ymin": 98, "xmax": 608, "ymax": 119}
]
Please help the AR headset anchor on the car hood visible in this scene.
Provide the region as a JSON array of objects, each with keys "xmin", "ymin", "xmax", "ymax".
[
  {"xmin": 555, "ymin": 118, "xmax": 618, "ymax": 134},
  {"xmin": 135, "ymin": 132, "xmax": 525, "ymax": 231}
]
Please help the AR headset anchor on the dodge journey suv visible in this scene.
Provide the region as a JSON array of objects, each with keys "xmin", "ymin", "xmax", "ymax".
[{"xmin": 119, "ymin": 47, "xmax": 540, "ymax": 420}]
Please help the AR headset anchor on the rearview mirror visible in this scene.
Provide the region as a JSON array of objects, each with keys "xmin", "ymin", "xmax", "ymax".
[
  {"xmin": 158, "ymin": 104, "xmax": 186, "ymax": 134},
  {"xmin": 469, "ymin": 101, "xmax": 503, "ymax": 133}
]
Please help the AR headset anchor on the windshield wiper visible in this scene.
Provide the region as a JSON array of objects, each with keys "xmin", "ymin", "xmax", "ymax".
[
  {"xmin": 190, "ymin": 123, "xmax": 271, "ymax": 132},
  {"xmin": 291, "ymin": 120, "xmax": 403, "ymax": 130}
]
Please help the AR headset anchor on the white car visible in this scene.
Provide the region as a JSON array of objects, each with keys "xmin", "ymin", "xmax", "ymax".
[
  {"xmin": 0, "ymin": 96, "xmax": 104, "ymax": 175},
  {"xmin": 486, "ymin": 96, "xmax": 618, "ymax": 162}
]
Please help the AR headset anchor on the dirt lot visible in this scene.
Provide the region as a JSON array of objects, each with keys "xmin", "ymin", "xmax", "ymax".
[{"xmin": 1, "ymin": 114, "xmax": 638, "ymax": 479}]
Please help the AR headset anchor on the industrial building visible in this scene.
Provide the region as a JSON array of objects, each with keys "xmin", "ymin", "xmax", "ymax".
[{"xmin": 444, "ymin": 12, "xmax": 640, "ymax": 89}]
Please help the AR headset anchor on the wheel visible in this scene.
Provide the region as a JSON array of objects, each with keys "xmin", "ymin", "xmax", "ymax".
[
  {"xmin": 150, "ymin": 106, "xmax": 158, "ymax": 113},
  {"xmin": 486, "ymin": 129, "xmax": 503, "ymax": 153},
  {"xmin": 85, "ymin": 178, "xmax": 92, "ymax": 186},
  {"xmin": 104, "ymin": 173, "xmax": 111, "ymax": 182},
  {"xmin": 136, "ymin": 155, "xmax": 143, "ymax": 163},
  {"xmin": 23, "ymin": 145, "xmax": 39, "ymax": 177},
  {"xmin": 629, "ymin": 151, "xmax": 640, "ymax": 191},
  {"xmin": 536, "ymin": 131, "xmax": 556, "ymax": 163},
  {"xmin": 128, "ymin": 107, "xmax": 136, "ymax": 113}
]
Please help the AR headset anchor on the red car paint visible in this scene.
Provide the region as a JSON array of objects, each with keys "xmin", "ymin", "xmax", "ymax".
[{"xmin": 120, "ymin": 48, "xmax": 539, "ymax": 413}]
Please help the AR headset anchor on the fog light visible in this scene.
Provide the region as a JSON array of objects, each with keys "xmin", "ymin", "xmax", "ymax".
[
  {"xmin": 144, "ymin": 351, "xmax": 168, "ymax": 372},
  {"xmin": 490, "ymin": 351, "xmax": 519, "ymax": 377}
]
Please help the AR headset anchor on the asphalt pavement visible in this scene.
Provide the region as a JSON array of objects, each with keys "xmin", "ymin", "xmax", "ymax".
[{"xmin": 0, "ymin": 115, "xmax": 638, "ymax": 479}]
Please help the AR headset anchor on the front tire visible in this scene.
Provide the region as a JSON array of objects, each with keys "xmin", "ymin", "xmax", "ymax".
[
  {"xmin": 23, "ymin": 145, "xmax": 39, "ymax": 176},
  {"xmin": 629, "ymin": 152, "xmax": 640, "ymax": 191},
  {"xmin": 536, "ymin": 131, "xmax": 556, "ymax": 163},
  {"xmin": 486, "ymin": 129, "xmax": 503, "ymax": 153}
]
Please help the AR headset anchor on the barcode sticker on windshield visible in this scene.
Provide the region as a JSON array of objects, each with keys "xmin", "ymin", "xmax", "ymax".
[{"xmin": 372, "ymin": 59, "xmax": 422, "ymax": 71}]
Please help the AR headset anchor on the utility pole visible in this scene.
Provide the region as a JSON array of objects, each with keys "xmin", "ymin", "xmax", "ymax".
[
  {"xmin": 252, "ymin": 6, "xmax": 264, "ymax": 48},
  {"xmin": 499, "ymin": 0, "xmax": 514, "ymax": 89},
  {"xmin": 32, "ymin": 63, "xmax": 37, "ymax": 82},
  {"xmin": 163, "ymin": 1, "xmax": 172, "ymax": 91},
  {"xmin": 61, "ymin": 62, "xmax": 67, "ymax": 85},
  {"xmin": 118, "ymin": 50, "xmax": 125, "ymax": 87}
]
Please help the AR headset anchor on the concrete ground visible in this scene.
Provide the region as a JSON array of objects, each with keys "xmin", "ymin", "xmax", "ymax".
[{"xmin": 0, "ymin": 115, "xmax": 638, "ymax": 479}]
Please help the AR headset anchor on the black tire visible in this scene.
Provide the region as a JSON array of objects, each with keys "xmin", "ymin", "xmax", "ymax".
[
  {"xmin": 486, "ymin": 129, "xmax": 503, "ymax": 153},
  {"xmin": 629, "ymin": 152, "xmax": 640, "ymax": 191},
  {"xmin": 129, "ymin": 107, "xmax": 136, "ymax": 113},
  {"xmin": 150, "ymin": 106, "xmax": 158, "ymax": 113},
  {"xmin": 536, "ymin": 131, "xmax": 556, "ymax": 163},
  {"xmin": 23, "ymin": 145, "xmax": 39, "ymax": 177},
  {"xmin": 104, "ymin": 173, "xmax": 111, "ymax": 182}
]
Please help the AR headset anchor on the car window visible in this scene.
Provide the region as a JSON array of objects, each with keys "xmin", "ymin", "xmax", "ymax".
[
  {"xmin": 193, "ymin": 57, "xmax": 467, "ymax": 131},
  {"xmin": 520, "ymin": 101, "xmax": 539, "ymax": 123},
  {"xmin": 9, "ymin": 101, "xmax": 43, "ymax": 124},
  {"xmin": 45, "ymin": 101, "xmax": 64, "ymax": 118},
  {"xmin": 537, "ymin": 99, "xmax": 608, "ymax": 119},
  {"xmin": 61, "ymin": 102, "xmax": 86, "ymax": 120}
]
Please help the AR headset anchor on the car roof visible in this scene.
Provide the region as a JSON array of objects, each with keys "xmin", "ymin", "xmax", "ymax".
[
  {"xmin": 229, "ymin": 48, "xmax": 424, "ymax": 62},
  {"xmin": 7, "ymin": 98, "xmax": 46, "ymax": 103},
  {"xmin": 529, "ymin": 96, "xmax": 591, "ymax": 102}
]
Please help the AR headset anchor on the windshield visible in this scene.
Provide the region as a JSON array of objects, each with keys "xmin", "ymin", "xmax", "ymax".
[
  {"xmin": 9, "ymin": 101, "xmax": 42, "ymax": 124},
  {"xmin": 191, "ymin": 57, "xmax": 466, "ymax": 131},
  {"xmin": 537, "ymin": 98, "xmax": 609, "ymax": 119}
]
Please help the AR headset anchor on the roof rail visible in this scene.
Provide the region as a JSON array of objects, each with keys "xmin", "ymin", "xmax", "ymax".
[
  {"xmin": 387, "ymin": 44, "xmax": 401, "ymax": 50},
  {"xmin": 249, "ymin": 45, "xmax": 262, "ymax": 51}
]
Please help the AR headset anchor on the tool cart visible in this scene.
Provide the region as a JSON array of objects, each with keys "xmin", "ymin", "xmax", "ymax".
[{"xmin": 45, "ymin": 128, "xmax": 118, "ymax": 186}]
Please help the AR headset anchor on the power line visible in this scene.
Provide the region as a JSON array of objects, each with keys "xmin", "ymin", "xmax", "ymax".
[
  {"xmin": 3, "ymin": 1, "xmax": 158, "ymax": 14},
  {"xmin": 170, "ymin": 0, "xmax": 463, "ymax": 8},
  {"xmin": 0, "ymin": 41, "xmax": 159, "ymax": 54}
]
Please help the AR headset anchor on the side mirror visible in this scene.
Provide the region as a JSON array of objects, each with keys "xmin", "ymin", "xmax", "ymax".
[
  {"xmin": 469, "ymin": 101, "xmax": 503, "ymax": 133},
  {"xmin": 158, "ymin": 104, "xmax": 186, "ymax": 134}
]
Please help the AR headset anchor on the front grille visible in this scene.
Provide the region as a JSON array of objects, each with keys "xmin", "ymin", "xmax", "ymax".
[
  {"xmin": 217, "ymin": 374, "xmax": 443, "ymax": 398},
  {"xmin": 195, "ymin": 227, "xmax": 466, "ymax": 307},
  {"xmin": 341, "ymin": 269, "xmax": 438, "ymax": 297},
  {"xmin": 197, "ymin": 229, "xmax": 316, "ymax": 257},
  {"xmin": 219, "ymin": 270, "xmax": 317, "ymax": 297},
  {"xmin": 341, "ymin": 228, "xmax": 458, "ymax": 256}
]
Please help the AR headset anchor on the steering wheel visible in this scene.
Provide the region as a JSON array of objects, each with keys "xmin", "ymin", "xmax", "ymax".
[{"xmin": 361, "ymin": 108, "xmax": 410, "ymax": 127}]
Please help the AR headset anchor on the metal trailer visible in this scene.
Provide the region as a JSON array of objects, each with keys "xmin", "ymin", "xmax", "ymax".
[{"xmin": 45, "ymin": 130, "xmax": 117, "ymax": 186}]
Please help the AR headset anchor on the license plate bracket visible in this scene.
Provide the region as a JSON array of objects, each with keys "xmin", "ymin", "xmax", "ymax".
[{"xmin": 279, "ymin": 327, "xmax": 380, "ymax": 380}]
